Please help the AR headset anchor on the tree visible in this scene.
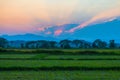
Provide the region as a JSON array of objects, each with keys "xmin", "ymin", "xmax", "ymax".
[
  {"xmin": 101, "ymin": 41, "xmax": 107, "ymax": 48},
  {"xmin": 72, "ymin": 40, "xmax": 91, "ymax": 48},
  {"xmin": 83, "ymin": 41, "xmax": 92, "ymax": 48},
  {"xmin": 25, "ymin": 41, "xmax": 36, "ymax": 48},
  {"xmin": 40, "ymin": 40, "xmax": 49, "ymax": 48},
  {"xmin": 78, "ymin": 40, "xmax": 89, "ymax": 48},
  {"xmin": 72, "ymin": 40, "xmax": 81, "ymax": 48},
  {"xmin": 92, "ymin": 39, "xmax": 107, "ymax": 48},
  {"xmin": 59, "ymin": 40, "xmax": 71, "ymax": 48},
  {"xmin": 109, "ymin": 40, "xmax": 115, "ymax": 48},
  {"xmin": 49, "ymin": 41, "xmax": 57, "ymax": 48},
  {"xmin": 0, "ymin": 37, "xmax": 8, "ymax": 48},
  {"xmin": 21, "ymin": 43, "xmax": 24, "ymax": 48}
]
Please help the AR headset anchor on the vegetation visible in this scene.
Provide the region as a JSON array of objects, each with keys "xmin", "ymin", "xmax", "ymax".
[
  {"xmin": 1, "ymin": 60, "xmax": 120, "ymax": 70},
  {"xmin": 0, "ymin": 37, "xmax": 120, "ymax": 49},
  {"xmin": 1, "ymin": 71, "xmax": 120, "ymax": 80},
  {"xmin": 0, "ymin": 37, "xmax": 120, "ymax": 80},
  {"xmin": 0, "ymin": 37, "xmax": 8, "ymax": 48}
]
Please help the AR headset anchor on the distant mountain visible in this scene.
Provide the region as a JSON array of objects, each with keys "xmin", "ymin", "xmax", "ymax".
[
  {"xmin": 1, "ymin": 19, "xmax": 120, "ymax": 42},
  {"xmin": 1, "ymin": 33, "xmax": 57, "ymax": 41},
  {"xmin": 1, "ymin": 24, "xmax": 79, "ymax": 41}
]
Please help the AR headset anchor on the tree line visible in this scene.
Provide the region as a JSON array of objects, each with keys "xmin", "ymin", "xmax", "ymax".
[{"xmin": 0, "ymin": 37, "xmax": 119, "ymax": 49}]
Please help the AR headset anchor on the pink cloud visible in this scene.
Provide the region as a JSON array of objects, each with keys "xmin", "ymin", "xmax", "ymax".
[
  {"xmin": 68, "ymin": 8, "xmax": 120, "ymax": 32},
  {"xmin": 38, "ymin": 27, "xmax": 45, "ymax": 31},
  {"xmin": 54, "ymin": 29, "xmax": 63, "ymax": 36}
]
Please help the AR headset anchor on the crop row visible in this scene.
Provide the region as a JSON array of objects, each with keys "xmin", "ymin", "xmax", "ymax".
[
  {"xmin": 1, "ymin": 48, "xmax": 120, "ymax": 55},
  {"xmin": 1, "ymin": 54, "xmax": 120, "ymax": 60},
  {"xmin": 0, "ymin": 60, "xmax": 120, "ymax": 68},
  {"xmin": 1, "ymin": 71, "xmax": 120, "ymax": 80}
]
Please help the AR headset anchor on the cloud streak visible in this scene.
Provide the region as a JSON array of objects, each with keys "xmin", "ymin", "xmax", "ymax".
[{"xmin": 69, "ymin": 7, "xmax": 120, "ymax": 32}]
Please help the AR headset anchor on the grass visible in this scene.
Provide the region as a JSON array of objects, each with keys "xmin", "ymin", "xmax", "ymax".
[
  {"xmin": 1, "ymin": 48, "xmax": 120, "ymax": 55},
  {"xmin": 0, "ymin": 71, "xmax": 120, "ymax": 80},
  {"xmin": 32, "ymin": 54, "xmax": 49, "ymax": 59},
  {"xmin": 1, "ymin": 53, "xmax": 120, "ymax": 60},
  {"xmin": 44, "ymin": 55, "xmax": 120, "ymax": 60},
  {"xmin": 1, "ymin": 49, "xmax": 120, "ymax": 79},
  {"xmin": 0, "ymin": 60, "xmax": 120, "ymax": 68},
  {"xmin": 0, "ymin": 54, "xmax": 35, "ymax": 59}
]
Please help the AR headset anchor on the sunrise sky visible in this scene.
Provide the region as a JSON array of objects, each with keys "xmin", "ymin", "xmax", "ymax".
[{"xmin": 0, "ymin": 0, "xmax": 120, "ymax": 35}]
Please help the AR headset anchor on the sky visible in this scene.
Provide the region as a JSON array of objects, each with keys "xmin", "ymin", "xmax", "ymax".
[{"xmin": 0, "ymin": 0, "xmax": 120, "ymax": 35}]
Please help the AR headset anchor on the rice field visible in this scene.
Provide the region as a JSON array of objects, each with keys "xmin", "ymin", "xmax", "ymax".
[
  {"xmin": 0, "ymin": 49, "xmax": 120, "ymax": 80},
  {"xmin": 0, "ymin": 60, "xmax": 120, "ymax": 68},
  {"xmin": 1, "ymin": 71, "xmax": 120, "ymax": 80}
]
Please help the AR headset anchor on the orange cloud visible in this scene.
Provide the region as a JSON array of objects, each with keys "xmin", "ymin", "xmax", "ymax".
[
  {"xmin": 54, "ymin": 30, "xmax": 63, "ymax": 36},
  {"xmin": 69, "ymin": 8, "xmax": 120, "ymax": 32}
]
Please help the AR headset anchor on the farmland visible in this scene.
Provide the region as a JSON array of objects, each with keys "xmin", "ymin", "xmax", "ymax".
[
  {"xmin": 1, "ymin": 71, "xmax": 120, "ymax": 80},
  {"xmin": 0, "ymin": 49, "xmax": 120, "ymax": 80}
]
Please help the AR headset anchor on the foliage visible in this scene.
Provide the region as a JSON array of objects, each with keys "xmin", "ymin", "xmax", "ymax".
[
  {"xmin": 1, "ymin": 71, "xmax": 120, "ymax": 80},
  {"xmin": 0, "ymin": 37, "xmax": 8, "ymax": 48},
  {"xmin": 0, "ymin": 49, "xmax": 120, "ymax": 79},
  {"xmin": 0, "ymin": 37, "xmax": 119, "ymax": 49}
]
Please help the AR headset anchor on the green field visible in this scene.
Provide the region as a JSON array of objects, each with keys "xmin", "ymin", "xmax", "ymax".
[
  {"xmin": 1, "ymin": 54, "xmax": 120, "ymax": 60},
  {"xmin": 0, "ymin": 54, "xmax": 35, "ymax": 59},
  {"xmin": 1, "ymin": 71, "xmax": 120, "ymax": 80},
  {"xmin": 44, "ymin": 55, "xmax": 120, "ymax": 60},
  {"xmin": 0, "ymin": 49, "xmax": 120, "ymax": 80},
  {"xmin": 0, "ymin": 60, "xmax": 120, "ymax": 68}
]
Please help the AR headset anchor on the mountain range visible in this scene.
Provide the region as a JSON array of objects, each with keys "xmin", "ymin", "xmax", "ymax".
[{"xmin": 1, "ymin": 19, "xmax": 120, "ymax": 42}]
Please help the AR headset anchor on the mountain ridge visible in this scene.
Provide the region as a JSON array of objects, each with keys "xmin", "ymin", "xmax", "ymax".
[{"xmin": 1, "ymin": 19, "xmax": 120, "ymax": 42}]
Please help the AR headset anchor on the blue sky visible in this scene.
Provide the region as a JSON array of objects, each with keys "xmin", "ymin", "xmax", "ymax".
[{"xmin": 0, "ymin": 0, "xmax": 120, "ymax": 35}]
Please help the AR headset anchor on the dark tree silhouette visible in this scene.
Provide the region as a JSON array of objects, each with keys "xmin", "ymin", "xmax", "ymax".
[
  {"xmin": 109, "ymin": 40, "xmax": 116, "ymax": 48},
  {"xmin": 40, "ymin": 40, "xmax": 50, "ymax": 48},
  {"xmin": 0, "ymin": 37, "xmax": 118, "ymax": 49},
  {"xmin": 59, "ymin": 40, "xmax": 71, "ymax": 48},
  {"xmin": 49, "ymin": 41, "xmax": 57, "ymax": 48},
  {"xmin": 0, "ymin": 37, "xmax": 8, "ymax": 48},
  {"xmin": 83, "ymin": 41, "xmax": 92, "ymax": 48},
  {"xmin": 20, "ymin": 43, "xmax": 24, "ymax": 48},
  {"xmin": 92, "ymin": 39, "xmax": 107, "ymax": 48},
  {"xmin": 72, "ymin": 40, "xmax": 81, "ymax": 48}
]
